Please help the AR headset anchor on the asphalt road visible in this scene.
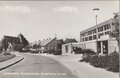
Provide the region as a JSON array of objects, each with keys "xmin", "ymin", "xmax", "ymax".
[{"xmin": 0, "ymin": 53, "xmax": 78, "ymax": 78}]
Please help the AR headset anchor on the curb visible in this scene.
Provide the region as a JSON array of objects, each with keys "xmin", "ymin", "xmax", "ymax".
[{"xmin": 0, "ymin": 56, "xmax": 24, "ymax": 71}]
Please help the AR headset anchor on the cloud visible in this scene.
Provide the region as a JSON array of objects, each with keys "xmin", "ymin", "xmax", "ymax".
[
  {"xmin": 54, "ymin": 6, "xmax": 80, "ymax": 13},
  {"xmin": 0, "ymin": 5, "xmax": 32, "ymax": 13}
]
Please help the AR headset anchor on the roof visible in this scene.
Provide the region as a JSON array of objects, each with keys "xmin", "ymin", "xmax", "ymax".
[
  {"xmin": 2, "ymin": 35, "xmax": 21, "ymax": 44},
  {"xmin": 57, "ymin": 39, "xmax": 65, "ymax": 44},
  {"xmin": 64, "ymin": 38, "xmax": 77, "ymax": 44},
  {"xmin": 41, "ymin": 38, "xmax": 56, "ymax": 46},
  {"xmin": 80, "ymin": 18, "xmax": 114, "ymax": 34}
]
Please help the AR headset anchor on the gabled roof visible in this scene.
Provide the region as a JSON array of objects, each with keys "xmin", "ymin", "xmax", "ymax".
[{"xmin": 41, "ymin": 38, "xmax": 56, "ymax": 47}]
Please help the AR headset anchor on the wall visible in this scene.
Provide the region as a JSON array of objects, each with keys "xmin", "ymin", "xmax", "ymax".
[
  {"xmin": 108, "ymin": 39, "xmax": 118, "ymax": 54},
  {"xmin": 86, "ymin": 41, "xmax": 97, "ymax": 52}
]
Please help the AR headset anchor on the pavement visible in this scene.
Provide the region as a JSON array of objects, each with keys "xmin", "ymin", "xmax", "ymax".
[
  {"xmin": 0, "ymin": 53, "xmax": 119, "ymax": 78},
  {"xmin": 40, "ymin": 53, "xmax": 119, "ymax": 78},
  {"xmin": 0, "ymin": 52, "xmax": 24, "ymax": 71},
  {"xmin": 0, "ymin": 53, "xmax": 78, "ymax": 78}
]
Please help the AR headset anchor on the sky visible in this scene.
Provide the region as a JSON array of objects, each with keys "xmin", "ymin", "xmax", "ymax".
[{"xmin": 0, "ymin": 1, "xmax": 119, "ymax": 42}]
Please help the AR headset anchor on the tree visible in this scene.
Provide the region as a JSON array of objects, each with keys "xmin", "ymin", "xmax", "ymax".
[{"xmin": 110, "ymin": 13, "xmax": 119, "ymax": 52}]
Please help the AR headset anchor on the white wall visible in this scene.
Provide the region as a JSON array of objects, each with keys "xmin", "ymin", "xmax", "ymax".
[
  {"xmin": 108, "ymin": 39, "xmax": 118, "ymax": 54},
  {"xmin": 86, "ymin": 41, "xmax": 97, "ymax": 52}
]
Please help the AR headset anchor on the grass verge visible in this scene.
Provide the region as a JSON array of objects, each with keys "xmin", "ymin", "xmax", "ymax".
[{"xmin": 0, "ymin": 53, "xmax": 16, "ymax": 62}]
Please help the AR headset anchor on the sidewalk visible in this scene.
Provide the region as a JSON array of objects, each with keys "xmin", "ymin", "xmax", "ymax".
[
  {"xmin": 0, "ymin": 52, "xmax": 24, "ymax": 71},
  {"xmin": 41, "ymin": 54, "xmax": 119, "ymax": 78}
]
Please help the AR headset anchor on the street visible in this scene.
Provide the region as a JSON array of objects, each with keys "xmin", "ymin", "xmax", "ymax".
[{"xmin": 0, "ymin": 53, "xmax": 78, "ymax": 78}]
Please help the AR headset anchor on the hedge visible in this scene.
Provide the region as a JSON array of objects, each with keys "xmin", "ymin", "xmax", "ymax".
[{"xmin": 80, "ymin": 51, "xmax": 119, "ymax": 72}]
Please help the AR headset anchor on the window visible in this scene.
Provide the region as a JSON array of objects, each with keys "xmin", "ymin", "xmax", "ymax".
[
  {"xmin": 98, "ymin": 26, "xmax": 103, "ymax": 32},
  {"xmin": 98, "ymin": 28, "xmax": 100, "ymax": 32},
  {"xmin": 105, "ymin": 32, "xmax": 107, "ymax": 35},
  {"xmin": 93, "ymin": 29, "xmax": 96, "ymax": 34},
  {"xmin": 89, "ymin": 36, "xmax": 92, "ymax": 40},
  {"xmin": 85, "ymin": 37, "xmax": 88, "ymax": 41},
  {"xmin": 87, "ymin": 31, "xmax": 92, "ymax": 35},
  {"xmin": 106, "ymin": 31, "xmax": 110, "ymax": 34},
  {"xmin": 105, "ymin": 31, "xmax": 110, "ymax": 35},
  {"xmin": 100, "ymin": 26, "xmax": 103, "ymax": 31},
  {"xmin": 93, "ymin": 35, "xmax": 96, "ymax": 39},
  {"xmin": 105, "ymin": 24, "xmax": 111, "ymax": 30},
  {"xmin": 104, "ymin": 25, "xmax": 107, "ymax": 30}
]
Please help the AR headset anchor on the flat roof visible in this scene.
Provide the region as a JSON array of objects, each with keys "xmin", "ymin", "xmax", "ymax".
[{"xmin": 80, "ymin": 18, "xmax": 114, "ymax": 34}]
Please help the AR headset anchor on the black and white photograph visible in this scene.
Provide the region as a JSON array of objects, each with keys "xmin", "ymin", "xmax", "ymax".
[{"xmin": 0, "ymin": 0, "xmax": 119, "ymax": 78}]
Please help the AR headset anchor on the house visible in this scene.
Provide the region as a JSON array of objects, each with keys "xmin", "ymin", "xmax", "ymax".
[
  {"xmin": 41, "ymin": 37, "xmax": 64, "ymax": 53},
  {"xmin": 1, "ymin": 35, "xmax": 23, "ymax": 52},
  {"xmin": 0, "ymin": 33, "xmax": 28, "ymax": 52},
  {"xmin": 80, "ymin": 18, "xmax": 118, "ymax": 54}
]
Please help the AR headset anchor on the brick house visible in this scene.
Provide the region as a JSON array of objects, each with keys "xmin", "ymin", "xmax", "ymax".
[
  {"xmin": 41, "ymin": 37, "xmax": 64, "ymax": 53},
  {"xmin": 1, "ymin": 34, "xmax": 24, "ymax": 52}
]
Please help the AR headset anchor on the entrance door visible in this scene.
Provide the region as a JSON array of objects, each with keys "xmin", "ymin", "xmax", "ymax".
[
  {"xmin": 103, "ymin": 41, "xmax": 108, "ymax": 54},
  {"xmin": 65, "ymin": 45, "xmax": 68, "ymax": 53},
  {"xmin": 97, "ymin": 41, "xmax": 101, "ymax": 53}
]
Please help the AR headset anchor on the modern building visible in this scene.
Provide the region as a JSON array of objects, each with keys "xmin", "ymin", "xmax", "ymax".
[{"xmin": 80, "ymin": 18, "xmax": 118, "ymax": 54}]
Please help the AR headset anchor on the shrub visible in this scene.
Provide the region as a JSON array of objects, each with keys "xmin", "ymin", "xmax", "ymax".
[
  {"xmin": 4, "ymin": 52, "xmax": 11, "ymax": 55},
  {"xmin": 107, "ymin": 52, "xmax": 119, "ymax": 72},
  {"xmin": 90, "ymin": 55, "xmax": 110, "ymax": 68},
  {"xmin": 30, "ymin": 50, "xmax": 39, "ymax": 53},
  {"xmin": 83, "ymin": 49, "xmax": 96, "ymax": 54},
  {"xmin": 43, "ymin": 50, "xmax": 55, "ymax": 54},
  {"xmin": 19, "ymin": 49, "xmax": 31, "ymax": 53},
  {"xmin": 74, "ymin": 47, "xmax": 84, "ymax": 54},
  {"xmin": 53, "ymin": 49, "xmax": 62, "ymax": 55},
  {"xmin": 48, "ymin": 49, "xmax": 55, "ymax": 54},
  {"xmin": 80, "ymin": 55, "xmax": 92, "ymax": 62},
  {"xmin": 80, "ymin": 51, "xmax": 119, "ymax": 72}
]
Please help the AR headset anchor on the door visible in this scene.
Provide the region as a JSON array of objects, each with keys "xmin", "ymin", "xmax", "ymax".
[
  {"xmin": 103, "ymin": 41, "xmax": 108, "ymax": 54},
  {"xmin": 97, "ymin": 41, "xmax": 101, "ymax": 53}
]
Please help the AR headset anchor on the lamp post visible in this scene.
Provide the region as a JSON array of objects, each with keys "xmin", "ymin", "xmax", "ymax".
[{"xmin": 93, "ymin": 8, "xmax": 99, "ymax": 53}]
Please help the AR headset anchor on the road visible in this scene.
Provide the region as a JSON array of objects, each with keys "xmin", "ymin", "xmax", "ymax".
[{"xmin": 0, "ymin": 53, "xmax": 78, "ymax": 78}]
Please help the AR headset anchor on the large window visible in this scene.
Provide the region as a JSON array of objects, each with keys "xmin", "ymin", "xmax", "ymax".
[
  {"xmin": 85, "ymin": 37, "xmax": 88, "ymax": 41},
  {"xmin": 98, "ymin": 26, "xmax": 103, "ymax": 32},
  {"xmin": 93, "ymin": 35, "xmax": 96, "ymax": 39},
  {"xmin": 105, "ymin": 31, "xmax": 110, "ymax": 35},
  {"xmin": 104, "ymin": 24, "xmax": 111, "ymax": 30},
  {"xmin": 87, "ymin": 31, "xmax": 92, "ymax": 35},
  {"xmin": 89, "ymin": 36, "xmax": 92, "ymax": 40},
  {"xmin": 93, "ymin": 29, "xmax": 96, "ymax": 34}
]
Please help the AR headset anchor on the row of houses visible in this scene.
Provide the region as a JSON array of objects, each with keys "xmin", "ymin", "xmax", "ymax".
[{"xmin": 30, "ymin": 38, "xmax": 77, "ymax": 54}]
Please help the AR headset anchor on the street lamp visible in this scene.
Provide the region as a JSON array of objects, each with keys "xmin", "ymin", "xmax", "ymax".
[{"xmin": 93, "ymin": 8, "xmax": 100, "ymax": 53}]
